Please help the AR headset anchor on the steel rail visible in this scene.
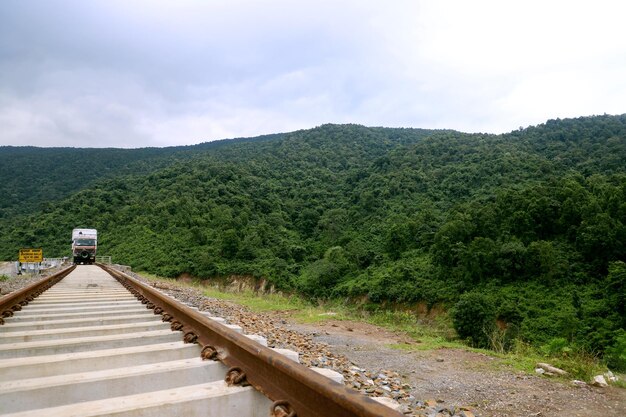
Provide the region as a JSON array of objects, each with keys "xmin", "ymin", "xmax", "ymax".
[
  {"xmin": 99, "ymin": 264, "xmax": 403, "ymax": 417},
  {"xmin": 0, "ymin": 265, "xmax": 76, "ymax": 325}
]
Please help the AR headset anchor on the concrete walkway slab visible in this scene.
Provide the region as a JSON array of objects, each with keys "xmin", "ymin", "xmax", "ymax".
[
  {"xmin": 2, "ymin": 381, "xmax": 271, "ymax": 417},
  {"xmin": 0, "ymin": 341, "xmax": 200, "ymax": 381},
  {"xmin": 0, "ymin": 320, "xmax": 170, "ymax": 344},
  {"xmin": 0, "ymin": 313, "xmax": 159, "ymax": 332},
  {"xmin": 18, "ymin": 300, "xmax": 142, "ymax": 311},
  {"xmin": 0, "ymin": 329, "xmax": 182, "ymax": 358},
  {"xmin": 0, "ymin": 358, "xmax": 228, "ymax": 413},
  {"xmin": 5, "ymin": 306, "xmax": 149, "ymax": 322}
]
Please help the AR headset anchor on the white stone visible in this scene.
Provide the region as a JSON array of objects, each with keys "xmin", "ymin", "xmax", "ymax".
[
  {"xmin": 310, "ymin": 367, "xmax": 344, "ymax": 384},
  {"xmin": 271, "ymin": 348, "xmax": 299, "ymax": 363},
  {"xmin": 592, "ymin": 375, "xmax": 608, "ymax": 387},
  {"xmin": 244, "ymin": 334, "xmax": 268, "ymax": 346},
  {"xmin": 224, "ymin": 324, "xmax": 243, "ymax": 333},
  {"xmin": 201, "ymin": 314, "xmax": 226, "ymax": 323},
  {"xmin": 371, "ymin": 396, "xmax": 402, "ymax": 410}
]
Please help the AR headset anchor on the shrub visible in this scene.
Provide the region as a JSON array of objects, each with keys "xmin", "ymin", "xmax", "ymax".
[
  {"xmin": 541, "ymin": 337, "xmax": 572, "ymax": 357},
  {"xmin": 605, "ymin": 329, "xmax": 626, "ymax": 371},
  {"xmin": 451, "ymin": 292, "xmax": 495, "ymax": 348},
  {"xmin": 296, "ymin": 246, "xmax": 349, "ymax": 298}
]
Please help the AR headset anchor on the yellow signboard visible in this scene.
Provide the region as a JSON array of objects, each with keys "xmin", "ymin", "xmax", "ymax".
[{"xmin": 19, "ymin": 248, "xmax": 43, "ymax": 263}]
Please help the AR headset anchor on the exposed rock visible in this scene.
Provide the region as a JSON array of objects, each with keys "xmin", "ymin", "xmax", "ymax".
[
  {"xmin": 591, "ymin": 375, "xmax": 608, "ymax": 388},
  {"xmin": 536, "ymin": 363, "xmax": 568, "ymax": 376},
  {"xmin": 371, "ymin": 396, "xmax": 402, "ymax": 410},
  {"xmin": 605, "ymin": 370, "xmax": 619, "ymax": 383},
  {"xmin": 433, "ymin": 405, "xmax": 455, "ymax": 416}
]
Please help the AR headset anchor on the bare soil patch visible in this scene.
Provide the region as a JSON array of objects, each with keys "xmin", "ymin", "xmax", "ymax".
[{"xmin": 292, "ymin": 318, "xmax": 626, "ymax": 417}]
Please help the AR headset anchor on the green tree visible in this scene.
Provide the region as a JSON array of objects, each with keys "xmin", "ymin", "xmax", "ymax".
[
  {"xmin": 452, "ymin": 292, "xmax": 496, "ymax": 348},
  {"xmin": 606, "ymin": 261, "xmax": 626, "ymax": 328},
  {"xmin": 219, "ymin": 229, "xmax": 240, "ymax": 259}
]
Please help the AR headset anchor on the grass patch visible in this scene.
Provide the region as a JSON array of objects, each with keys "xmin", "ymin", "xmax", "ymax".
[
  {"xmin": 202, "ymin": 286, "xmax": 311, "ymax": 313},
  {"xmin": 484, "ymin": 341, "xmax": 607, "ymax": 381},
  {"xmin": 365, "ymin": 310, "xmax": 454, "ymax": 339},
  {"xmin": 0, "ymin": 275, "xmax": 10, "ymax": 282},
  {"xmin": 138, "ymin": 271, "xmax": 318, "ymax": 314},
  {"xmin": 387, "ymin": 339, "xmax": 466, "ymax": 351},
  {"xmin": 138, "ymin": 272, "xmax": 460, "ymax": 346},
  {"xmin": 204, "ymin": 287, "xmax": 461, "ymax": 350}
]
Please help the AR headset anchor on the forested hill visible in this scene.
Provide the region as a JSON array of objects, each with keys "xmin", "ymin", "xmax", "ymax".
[
  {"xmin": 0, "ymin": 131, "xmax": 286, "ymax": 219},
  {"xmin": 1, "ymin": 115, "xmax": 625, "ymax": 367}
]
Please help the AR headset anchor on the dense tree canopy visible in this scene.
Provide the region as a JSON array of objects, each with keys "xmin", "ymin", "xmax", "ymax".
[{"xmin": 1, "ymin": 116, "xmax": 625, "ymax": 364}]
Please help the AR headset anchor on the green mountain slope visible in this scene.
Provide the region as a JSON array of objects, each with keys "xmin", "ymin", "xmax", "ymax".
[
  {"xmin": 1, "ymin": 116, "xmax": 625, "ymax": 366},
  {"xmin": 0, "ymin": 132, "xmax": 287, "ymax": 219},
  {"xmin": 0, "ymin": 146, "xmax": 173, "ymax": 218}
]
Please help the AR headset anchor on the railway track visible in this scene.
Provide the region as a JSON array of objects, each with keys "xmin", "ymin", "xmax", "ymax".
[{"xmin": 0, "ymin": 265, "xmax": 402, "ymax": 416}]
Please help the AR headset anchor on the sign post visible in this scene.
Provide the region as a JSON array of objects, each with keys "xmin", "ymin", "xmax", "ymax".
[{"xmin": 19, "ymin": 248, "xmax": 43, "ymax": 263}]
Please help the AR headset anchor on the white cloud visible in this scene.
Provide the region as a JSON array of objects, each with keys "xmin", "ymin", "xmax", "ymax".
[
  {"xmin": 0, "ymin": 0, "xmax": 624, "ymax": 147},
  {"xmin": 400, "ymin": 0, "xmax": 626, "ymax": 131}
]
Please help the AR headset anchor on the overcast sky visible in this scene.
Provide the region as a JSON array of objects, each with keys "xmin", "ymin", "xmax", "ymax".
[{"xmin": 1, "ymin": 0, "xmax": 625, "ymax": 148}]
